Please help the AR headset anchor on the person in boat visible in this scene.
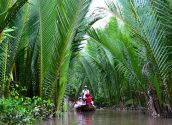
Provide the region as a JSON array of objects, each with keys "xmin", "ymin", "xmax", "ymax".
[
  {"xmin": 82, "ymin": 85, "xmax": 90, "ymax": 100},
  {"xmin": 85, "ymin": 93, "xmax": 93, "ymax": 105},
  {"xmin": 74, "ymin": 97, "xmax": 85, "ymax": 108}
]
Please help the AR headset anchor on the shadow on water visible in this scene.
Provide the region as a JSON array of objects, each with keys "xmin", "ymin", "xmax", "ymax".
[{"xmin": 38, "ymin": 110, "xmax": 172, "ymax": 125}]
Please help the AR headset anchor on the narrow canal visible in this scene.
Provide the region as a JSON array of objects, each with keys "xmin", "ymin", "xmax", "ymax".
[{"xmin": 38, "ymin": 110, "xmax": 172, "ymax": 125}]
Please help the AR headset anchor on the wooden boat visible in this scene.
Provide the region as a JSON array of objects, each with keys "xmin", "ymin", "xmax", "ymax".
[{"xmin": 76, "ymin": 104, "xmax": 96, "ymax": 112}]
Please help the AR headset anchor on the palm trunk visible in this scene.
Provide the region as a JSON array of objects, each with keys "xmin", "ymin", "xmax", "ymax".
[
  {"xmin": 147, "ymin": 86, "xmax": 161, "ymax": 117},
  {"xmin": 6, "ymin": 79, "xmax": 11, "ymax": 97},
  {"xmin": 13, "ymin": 63, "xmax": 17, "ymax": 82}
]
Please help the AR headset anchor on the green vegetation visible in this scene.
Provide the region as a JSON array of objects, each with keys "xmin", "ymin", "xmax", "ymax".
[
  {"xmin": 0, "ymin": 0, "xmax": 172, "ymax": 123},
  {"xmin": 68, "ymin": 0, "xmax": 172, "ymax": 114},
  {"xmin": 0, "ymin": 96, "xmax": 54, "ymax": 124}
]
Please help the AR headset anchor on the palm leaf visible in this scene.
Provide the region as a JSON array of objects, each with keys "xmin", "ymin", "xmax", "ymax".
[
  {"xmin": 37, "ymin": 0, "xmax": 58, "ymax": 97},
  {"xmin": 0, "ymin": 0, "xmax": 28, "ymax": 34},
  {"xmin": 0, "ymin": 40, "xmax": 8, "ymax": 96},
  {"xmin": 80, "ymin": 55, "xmax": 97, "ymax": 97},
  {"xmin": 105, "ymin": 0, "xmax": 170, "ymax": 102},
  {"xmin": 41, "ymin": 0, "xmax": 92, "ymax": 109}
]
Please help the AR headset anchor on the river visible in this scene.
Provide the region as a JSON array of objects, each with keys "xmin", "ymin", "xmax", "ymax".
[{"xmin": 38, "ymin": 110, "xmax": 172, "ymax": 125}]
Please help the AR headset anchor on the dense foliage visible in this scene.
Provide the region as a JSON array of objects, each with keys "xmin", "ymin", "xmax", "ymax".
[
  {"xmin": 0, "ymin": 0, "xmax": 93, "ymax": 107},
  {"xmin": 0, "ymin": 96, "xmax": 54, "ymax": 124},
  {"xmin": 68, "ymin": 0, "xmax": 172, "ymax": 109}
]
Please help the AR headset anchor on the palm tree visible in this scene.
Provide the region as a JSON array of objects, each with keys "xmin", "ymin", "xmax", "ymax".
[
  {"xmin": 68, "ymin": 0, "xmax": 171, "ymax": 113},
  {"xmin": 106, "ymin": 0, "xmax": 171, "ymax": 99},
  {"xmin": 0, "ymin": 0, "xmax": 93, "ymax": 110},
  {"xmin": 0, "ymin": 0, "xmax": 28, "ymax": 97}
]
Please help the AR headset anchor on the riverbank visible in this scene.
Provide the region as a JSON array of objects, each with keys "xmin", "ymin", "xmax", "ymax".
[{"xmin": 0, "ymin": 97, "xmax": 54, "ymax": 124}]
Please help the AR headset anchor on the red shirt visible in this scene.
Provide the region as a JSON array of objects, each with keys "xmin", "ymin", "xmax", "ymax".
[{"xmin": 85, "ymin": 97, "xmax": 92, "ymax": 104}]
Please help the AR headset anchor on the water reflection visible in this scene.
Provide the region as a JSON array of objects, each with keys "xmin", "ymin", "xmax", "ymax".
[
  {"xmin": 76, "ymin": 112, "xmax": 94, "ymax": 125},
  {"xmin": 39, "ymin": 110, "xmax": 172, "ymax": 125}
]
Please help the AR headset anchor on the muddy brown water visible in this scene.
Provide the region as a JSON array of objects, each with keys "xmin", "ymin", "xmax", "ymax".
[{"xmin": 37, "ymin": 110, "xmax": 172, "ymax": 125}]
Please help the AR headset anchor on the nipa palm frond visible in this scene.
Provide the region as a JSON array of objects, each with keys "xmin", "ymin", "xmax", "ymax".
[{"xmin": 42, "ymin": 0, "xmax": 92, "ymax": 108}]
